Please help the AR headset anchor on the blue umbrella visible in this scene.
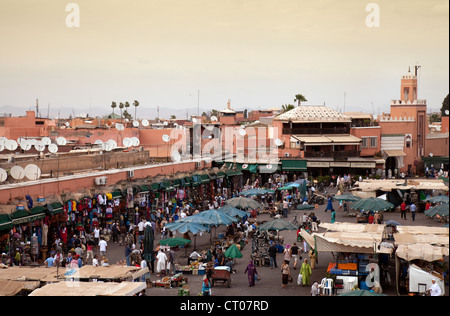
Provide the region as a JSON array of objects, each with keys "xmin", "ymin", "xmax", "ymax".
[
  {"xmin": 240, "ymin": 188, "xmax": 266, "ymax": 197},
  {"xmin": 164, "ymin": 216, "xmax": 213, "ymax": 234},
  {"xmin": 425, "ymin": 195, "xmax": 449, "ymax": 204},
  {"xmin": 196, "ymin": 209, "xmax": 239, "ymax": 226},
  {"xmin": 217, "ymin": 204, "xmax": 250, "ymax": 218}
]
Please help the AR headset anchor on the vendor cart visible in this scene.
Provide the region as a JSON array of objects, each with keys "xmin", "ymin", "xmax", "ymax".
[{"xmin": 211, "ymin": 267, "xmax": 231, "ymax": 288}]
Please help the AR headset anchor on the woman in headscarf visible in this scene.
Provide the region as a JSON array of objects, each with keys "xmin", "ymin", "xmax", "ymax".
[
  {"xmin": 202, "ymin": 277, "xmax": 212, "ymax": 296},
  {"xmin": 300, "ymin": 258, "xmax": 312, "ymax": 287},
  {"xmin": 244, "ymin": 260, "xmax": 258, "ymax": 287}
]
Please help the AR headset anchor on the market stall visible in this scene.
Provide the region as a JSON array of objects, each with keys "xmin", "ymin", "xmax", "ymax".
[{"xmin": 28, "ymin": 281, "xmax": 146, "ymax": 296}]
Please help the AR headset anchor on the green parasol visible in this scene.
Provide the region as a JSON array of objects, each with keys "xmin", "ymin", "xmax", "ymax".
[
  {"xmin": 159, "ymin": 237, "xmax": 192, "ymax": 247},
  {"xmin": 224, "ymin": 243, "xmax": 243, "ymax": 259}
]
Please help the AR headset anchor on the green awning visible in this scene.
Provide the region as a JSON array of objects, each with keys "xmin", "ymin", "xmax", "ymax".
[
  {"xmin": 111, "ymin": 189, "xmax": 122, "ymax": 199},
  {"xmin": 183, "ymin": 177, "xmax": 193, "ymax": 187},
  {"xmin": 139, "ymin": 185, "xmax": 150, "ymax": 193},
  {"xmin": 172, "ymin": 179, "xmax": 181, "ymax": 188},
  {"xmin": 11, "ymin": 206, "xmax": 46, "ymax": 224},
  {"xmin": 216, "ymin": 171, "xmax": 226, "ymax": 179},
  {"xmin": 281, "ymin": 159, "xmax": 307, "ymax": 171},
  {"xmin": 151, "ymin": 183, "xmax": 161, "ymax": 191},
  {"xmin": 0, "ymin": 214, "xmax": 13, "ymax": 232},
  {"xmin": 47, "ymin": 202, "xmax": 64, "ymax": 215},
  {"xmin": 200, "ymin": 174, "xmax": 210, "ymax": 183}
]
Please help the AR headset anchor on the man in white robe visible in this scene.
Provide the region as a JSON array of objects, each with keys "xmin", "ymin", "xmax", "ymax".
[{"xmin": 156, "ymin": 250, "xmax": 168, "ymax": 276}]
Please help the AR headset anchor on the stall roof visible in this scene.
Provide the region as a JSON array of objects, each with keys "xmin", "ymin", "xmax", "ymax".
[
  {"xmin": 319, "ymin": 222, "xmax": 385, "ymax": 234},
  {"xmin": 0, "ymin": 267, "xmax": 59, "ymax": 282},
  {"xmin": 0, "ymin": 280, "xmax": 40, "ymax": 296},
  {"xmin": 354, "ymin": 179, "xmax": 449, "ymax": 192},
  {"xmin": 299, "ymin": 228, "xmax": 392, "ymax": 255},
  {"xmin": 29, "ymin": 281, "xmax": 146, "ymax": 296},
  {"xmin": 396, "ymin": 244, "xmax": 449, "ymax": 262}
]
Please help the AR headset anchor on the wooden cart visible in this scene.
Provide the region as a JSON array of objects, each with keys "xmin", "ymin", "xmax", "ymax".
[{"xmin": 211, "ymin": 268, "xmax": 231, "ymax": 288}]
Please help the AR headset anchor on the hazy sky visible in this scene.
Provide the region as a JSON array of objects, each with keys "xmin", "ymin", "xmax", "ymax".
[{"xmin": 0, "ymin": 0, "xmax": 448, "ymax": 117}]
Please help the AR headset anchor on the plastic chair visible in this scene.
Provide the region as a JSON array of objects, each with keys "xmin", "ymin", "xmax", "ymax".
[
  {"xmin": 346, "ymin": 277, "xmax": 358, "ymax": 292},
  {"xmin": 324, "ymin": 278, "xmax": 334, "ymax": 295}
]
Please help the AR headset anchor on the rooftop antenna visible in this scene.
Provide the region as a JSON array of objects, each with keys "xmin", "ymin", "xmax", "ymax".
[{"xmin": 36, "ymin": 98, "xmax": 39, "ymax": 117}]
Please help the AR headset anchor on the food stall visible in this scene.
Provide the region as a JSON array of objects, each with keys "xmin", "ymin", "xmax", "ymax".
[{"xmin": 300, "ymin": 223, "xmax": 394, "ymax": 294}]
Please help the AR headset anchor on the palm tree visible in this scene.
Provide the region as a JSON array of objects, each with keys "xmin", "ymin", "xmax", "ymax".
[
  {"xmin": 119, "ymin": 102, "xmax": 124, "ymax": 122},
  {"xmin": 294, "ymin": 94, "xmax": 307, "ymax": 106},
  {"xmin": 111, "ymin": 101, "xmax": 117, "ymax": 116},
  {"xmin": 125, "ymin": 101, "xmax": 130, "ymax": 114},
  {"xmin": 282, "ymin": 104, "xmax": 295, "ymax": 113},
  {"xmin": 133, "ymin": 100, "xmax": 139, "ymax": 121}
]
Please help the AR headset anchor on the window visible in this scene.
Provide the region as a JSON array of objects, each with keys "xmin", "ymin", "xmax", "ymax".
[
  {"xmin": 361, "ymin": 137, "xmax": 368, "ymax": 148},
  {"xmin": 405, "ymin": 135, "xmax": 412, "ymax": 148},
  {"xmin": 370, "ymin": 137, "xmax": 377, "ymax": 148}
]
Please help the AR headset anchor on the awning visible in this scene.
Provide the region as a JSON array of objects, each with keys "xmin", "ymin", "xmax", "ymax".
[
  {"xmin": 383, "ymin": 149, "xmax": 407, "ymax": 157},
  {"xmin": 11, "ymin": 206, "xmax": 46, "ymax": 225},
  {"xmin": 0, "ymin": 214, "xmax": 13, "ymax": 232},
  {"xmin": 396, "ymin": 244, "xmax": 449, "ymax": 262},
  {"xmin": 281, "ymin": 159, "xmax": 307, "ymax": 171},
  {"xmin": 47, "ymin": 202, "xmax": 64, "ymax": 215},
  {"xmin": 200, "ymin": 174, "xmax": 211, "ymax": 183},
  {"xmin": 292, "ymin": 134, "xmax": 361, "ymax": 146}
]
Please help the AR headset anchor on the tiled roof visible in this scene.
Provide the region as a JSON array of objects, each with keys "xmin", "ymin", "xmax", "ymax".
[{"xmin": 275, "ymin": 105, "xmax": 351, "ymax": 123}]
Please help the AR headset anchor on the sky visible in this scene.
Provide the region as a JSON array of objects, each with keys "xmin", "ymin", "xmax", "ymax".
[{"xmin": 0, "ymin": 0, "xmax": 448, "ymax": 118}]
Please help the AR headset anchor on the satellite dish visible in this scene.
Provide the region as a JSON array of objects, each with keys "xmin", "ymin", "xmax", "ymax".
[
  {"xmin": 102, "ymin": 142, "xmax": 113, "ymax": 151},
  {"xmin": 238, "ymin": 128, "xmax": 246, "ymax": 136},
  {"xmin": 48, "ymin": 143, "xmax": 58, "ymax": 153},
  {"xmin": 210, "ymin": 116, "xmax": 218, "ymax": 121},
  {"xmin": 162, "ymin": 134, "xmax": 170, "ymax": 143},
  {"xmin": 142, "ymin": 119, "xmax": 149, "ymax": 127},
  {"xmin": 24, "ymin": 164, "xmax": 41, "ymax": 180},
  {"xmin": 429, "ymin": 153, "xmax": 434, "ymax": 157},
  {"xmin": 20, "ymin": 141, "xmax": 32, "ymax": 151},
  {"xmin": 131, "ymin": 137, "xmax": 140, "ymax": 147},
  {"xmin": 133, "ymin": 120, "xmax": 139, "ymax": 127},
  {"xmin": 116, "ymin": 123, "xmax": 125, "ymax": 131},
  {"xmin": 5, "ymin": 140, "xmax": 18, "ymax": 151},
  {"xmin": 0, "ymin": 168, "xmax": 7, "ymax": 182},
  {"xmin": 104, "ymin": 139, "xmax": 117, "ymax": 152},
  {"xmin": 41, "ymin": 137, "xmax": 51, "ymax": 145},
  {"xmin": 65, "ymin": 122, "xmax": 70, "ymax": 127},
  {"xmin": 446, "ymin": 110, "xmax": 449, "ymax": 115},
  {"xmin": 123, "ymin": 138, "xmax": 132, "ymax": 148},
  {"xmin": 274, "ymin": 138, "xmax": 283, "ymax": 147},
  {"xmin": 34, "ymin": 141, "xmax": 45, "ymax": 152},
  {"xmin": 171, "ymin": 150, "xmax": 181, "ymax": 162},
  {"xmin": 10, "ymin": 165, "xmax": 25, "ymax": 180},
  {"xmin": 56, "ymin": 137, "xmax": 67, "ymax": 146},
  {"xmin": 94, "ymin": 139, "xmax": 104, "ymax": 145},
  {"xmin": 192, "ymin": 118, "xmax": 197, "ymax": 123},
  {"xmin": 163, "ymin": 121, "xmax": 168, "ymax": 126}
]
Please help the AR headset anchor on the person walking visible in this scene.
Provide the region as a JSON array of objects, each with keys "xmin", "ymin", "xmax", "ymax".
[
  {"xmin": 283, "ymin": 244, "xmax": 291, "ymax": 265},
  {"xmin": 202, "ymin": 277, "xmax": 212, "ymax": 296},
  {"xmin": 410, "ymin": 202, "xmax": 417, "ymax": 221},
  {"xmin": 300, "ymin": 258, "xmax": 312, "ymax": 287},
  {"xmin": 98, "ymin": 238, "xmax": 108, "ymax": 257},
  {"xmin": 331, "ymin": 209, "xmax": 336, "ymax": 224},
  {"xmin": 281, "ymin": 260, "xmax": 291, "ymax": 288},
  {"xmin": 268, "ymin": 242, "xmax": 278, "ymax": 269},
  {"xmin": 309, "ymin": 249, "xmax": 317, "ymax": 269},
  {"xmin": 290, "ymin": 243, "xmax": 300, "ymax": 270},
  {"xmin": 282, "ymin": 198, "xmax": 289, "ymax": 218},
  {"xmin": 244, "ymin": 260, "xmax": 258, "ymax": 287},
  {"xmin": 400, "ymin": 201, "xmax": 407, "ymax": 220},
  {"xmin": 325, "ymin": 195, "xmax": 333, "ymax": 212}
]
